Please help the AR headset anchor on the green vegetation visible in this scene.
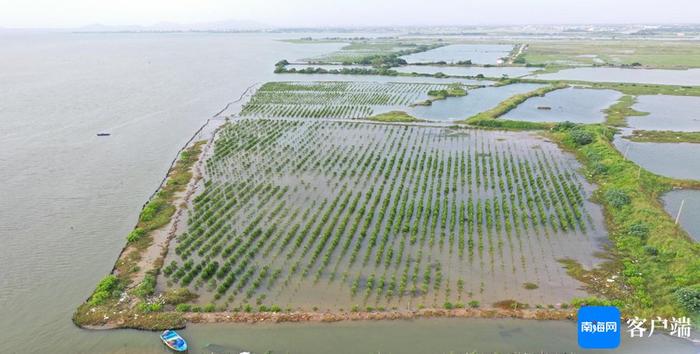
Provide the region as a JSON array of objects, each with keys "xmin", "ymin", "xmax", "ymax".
[
  {"xmin": 308, "ymin": 40, "xmax": 443, "ymax": 66},
  {"xmin": 159, "ymin": 118, "xmax": 598, "ymax": 312},
  {"xmin": 367, "ymin": 111, "xmax": 422, "ymax": 123},
  {"xmin": 549, "ymin": 124, "xmax": 700, "ymax": 319},
  {"xmin": 603, "ymin": 95, "xmax": 649, "ymax": 127},
  {"xmin": 427, "ymin": 83, "xmax": 467, "ymax": 100},
  {"xmin": 521, "ymin": 40, "xmax": 700, "ymax": 69},
  {"xmin": 241, "ymin": 81, "xmax": 472, "ymax": 119},
  {"xmin": 624, "ymin": 130, "xmax": 700, "ymax": 144}
]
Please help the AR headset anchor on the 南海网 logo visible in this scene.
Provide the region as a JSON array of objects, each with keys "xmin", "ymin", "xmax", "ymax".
[{"xmin": 578, "ymin": 306, "xmax": 621, "ymax": 349}]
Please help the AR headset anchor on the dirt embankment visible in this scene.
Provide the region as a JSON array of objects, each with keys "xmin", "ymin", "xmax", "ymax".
[{"xmin": 185, "ymin": 308, "xmax": 575, "ymax": 325}]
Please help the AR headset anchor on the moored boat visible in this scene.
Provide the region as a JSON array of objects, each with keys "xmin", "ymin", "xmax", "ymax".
[
  {"xmin": 160, "ymin": 330, "xmax": 188, "ymax": 352},
  {"xmin": 96, "ymin": 133, "xmax": 111, "ymax": 136}
]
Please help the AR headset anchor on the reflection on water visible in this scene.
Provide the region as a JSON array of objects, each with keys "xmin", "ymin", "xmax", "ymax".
[
  {"xmin": 663, "ymin": 189, "xmax": 700, "ymax": 242},
  {"xmin": 628, "ymin": 95, "xmax": 700, "ymax": 132},
  {"xmin": 502, "ymin": 87, "xmax": 622, "ymax": 124},
  {"xmin": 532, "ymin": 67, "xmax": 700, "ymax": 86}
]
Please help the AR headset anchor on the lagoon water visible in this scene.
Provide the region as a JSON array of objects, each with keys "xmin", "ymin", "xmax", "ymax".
[
  {"xmin": 532, "ymin": 67, "xmax": 700, "ymax": 86},
  {"xmin": 404, "ymin": 83, "xmax": 545, "ymax": 120},
  {"xmin": 401, "ymin": 44, "xmax": 513, "ymax": 64},
  {"xmin": 613, "ymin": 137, "xmax": 700, "ymax": 180},
  {"xmin": 628, "ymin": 95, "xmax": 700, "ymax": 132},
  {"xmin": 394, "ymin": 64, "xmax": 537, "ymax": 77},
  {"xmin": 0, "ymin": 31, "xmax": 696, "ymax": 353},
  {"xmin": 663, "ymin": 189, "xmax": 700, "ymax": 242},
  {"xmin": 502, "ymin": 87, "xmax": 622, "ymax": 124}
]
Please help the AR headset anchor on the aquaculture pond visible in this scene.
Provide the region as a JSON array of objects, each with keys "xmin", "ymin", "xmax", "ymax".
[
  {"xmin": 531, "ymin": 67, "xmax": 700, "ymax": 86},
  {"xmin": 627, "ymin": 95, "xmax": 700, "ymax": 132},
  {"xmin": 400, "ymin": 44, "xmax": 514, "ymax": 65},
  {"xmin": 501, "ymin": 87, "xmax": 622, "ymax": 124},
  {"xmin": 395, "ymin": 64, "xmax": 538, "ymax": 78},
  {"xmin": 663, "ymin": 189, "xmax": 700, "ymax": 242},
  {"xmin": 158, "ymin": 118, "xmax": 607, "ymax": 311},
  {"xmin": 613, "ymin": 137, "xmax": 700, "ymax": 180},
  {"xmin": 405, "ymin": 83, "xmax": 546, "ymax": 121}
]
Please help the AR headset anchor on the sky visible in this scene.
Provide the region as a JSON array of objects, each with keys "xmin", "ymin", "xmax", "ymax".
[{"xmin": 0, "ymin": 0, "xmax": 698, "ymax": 28}]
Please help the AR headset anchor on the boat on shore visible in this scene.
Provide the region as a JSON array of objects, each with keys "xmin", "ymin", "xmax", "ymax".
[{"xmin": 160, "ymin": 330, "xmax": 188, "ymax": 352}]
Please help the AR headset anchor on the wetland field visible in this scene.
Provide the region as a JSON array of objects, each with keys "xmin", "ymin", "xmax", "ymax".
[{"xmin": 5, "ymin": 27, "xmax": 700, "ymax": 353}]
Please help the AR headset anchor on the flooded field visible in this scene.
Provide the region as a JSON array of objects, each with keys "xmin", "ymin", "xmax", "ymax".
[
  {"xmin": 502, "ymin": 87, "xmax": 622, "ymax": 124},
  {"xmin": 395, "ymin": 64, "xmax": 537, "ymax": 78},
  {"xmin": 240, "ymin": 81, "xmax": 455, "ymax": 119},
  {"xmin": 531, "ymin": 67, "xmax": 700, "ymax": 86},
  {"xmin": 663, "ymin": 189, "xmax": 700, "ymax": 242},
  {"xmin": 401, "ymin": 44, "xmax": 514, "ymax": 65},
  {"xmin": 158, "ymin": 119, "xmax": 607, "ymax": 311},
  {"xmin": 614, "ymin": 137, "xmax": 700, "ymax": 180},
  {"xmin": 406, "ymin": 83, "xmax": 546, "ymax": 120},
  {"xmin": 628, "ymin": 95, "xmax": 700, "ymax": 132}
]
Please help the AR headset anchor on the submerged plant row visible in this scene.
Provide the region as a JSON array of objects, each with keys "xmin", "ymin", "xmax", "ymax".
[
  {"xmin": 240, "ymin": 81, "xmax": 455, "ymax": 119},
  {"xmin": 159, "ymin": 119, "xmax": 604, "ymax": 311}
]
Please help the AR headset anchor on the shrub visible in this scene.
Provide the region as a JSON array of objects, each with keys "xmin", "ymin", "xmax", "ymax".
[
  {"xmin": 203, "ymin": 303, "xmax": 216, "ymax": 312},
  {"xmin": 126, "ymin": 228, "xmax": 146, "ymax": 243},
  {"xmin": 553, "ymin": 121, "xmax": 577, "ymax": 131},
  {"xmin": 89, "ymin": 275, "xmax": 120, "ymax": 306},
  {"xmin": 163, "ymin": 288, "xmax": 198, "ymax": 305},
  {"xmin": 605, "ymin": 188, "xmax": 631, "ymax": 208},
  {"xmin": 523, "ymin": 282, "xmax": 539, "ymax": 290},
  {"xmin": 569, "ymin": 128, "xmax": 594, "ymax": 146},
  {"xmin": 643, "ymin": 245, "xmax": 659, "ymax": 256},
  {"xmin": 134, "ymin": 274, "xmax": 156, "ymax": 298},
  {"xmin": 175, "ymin": 304, "xmax": 191, "ymax": 312},
  {"xmin": 627, "ymin": 222, "xmax": 650, "ymax": 239},
  {"xmin": 675, "ymin": 286, "xmax": 700, "ymax": 313},
  {"xmin": 468, "ymin": 300, "xmax": 480, "ymax": 308},
  {"xmin": 443, "ymin": 302, "xmax": 454, "ymax": 309}
]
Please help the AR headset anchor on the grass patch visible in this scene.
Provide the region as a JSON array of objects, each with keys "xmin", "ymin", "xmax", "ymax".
[
  {"xmin": 624, "ymin": 130, "xmax": 700, "ymax": 144},
  {"xmin": 366, "ymin": 111, "xmax": 423, "ymax": 123},
  {"xmin": 603, "ymin": 95, "xmax": 649, "ymax": 127},
  {"xmin": 523, "ymin": 282, "xmax": 539, "ymax": 290}
]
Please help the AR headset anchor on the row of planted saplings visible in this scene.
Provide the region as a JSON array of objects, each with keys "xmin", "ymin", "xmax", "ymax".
[{"xmin": 163, "ymin": 120, "xmax": 591, "ymax": 307}]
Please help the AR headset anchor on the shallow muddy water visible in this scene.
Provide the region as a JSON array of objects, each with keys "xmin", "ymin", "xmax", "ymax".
[
  {"xmin": 663, "ymin": 189, "xmax": 700, "ymax": 242},
  {"xmin": 502, "ymin": 87, "xmax": 622, "ymax": 124},
  {"xmin": 628, "ymin": 95, "xmax": 700, "ymax": 132},
  {"xmin": 531, "ymin": 67, "xmax": 700, "ymax": 86},
  {"xmin": 401, "ymin": 44, "xmax": 513, "ymax": 65}
]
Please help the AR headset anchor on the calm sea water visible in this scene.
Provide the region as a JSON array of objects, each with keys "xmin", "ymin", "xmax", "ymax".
[{"xmin": 0, "ymin": 32, "xmax": 696, "ymax": 353}]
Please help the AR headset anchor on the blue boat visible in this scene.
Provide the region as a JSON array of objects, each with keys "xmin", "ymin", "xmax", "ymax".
[{"xmin": 160, "ymin": 330, "xmax": 188, "ymax": 352}]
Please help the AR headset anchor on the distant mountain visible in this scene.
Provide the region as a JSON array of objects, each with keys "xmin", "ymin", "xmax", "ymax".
[{"xmin": 76, "ymin": 19, "xmax": 271, "ymax": 32}]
